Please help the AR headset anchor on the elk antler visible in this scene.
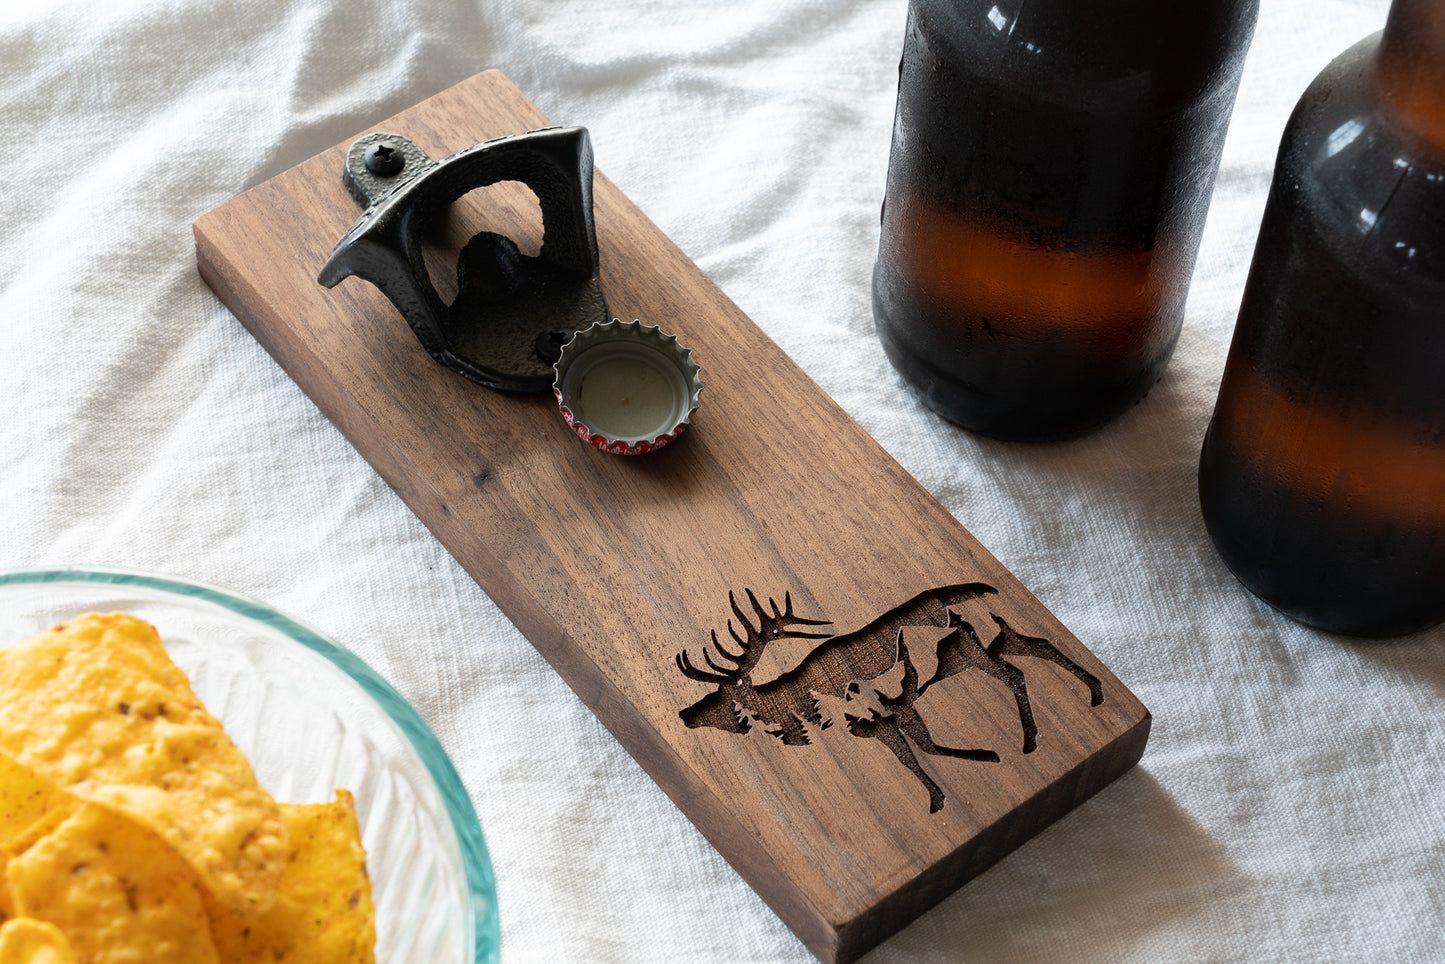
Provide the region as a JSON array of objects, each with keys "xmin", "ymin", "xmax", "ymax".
[
  {"xmin": 759, "ymin": 591, "xmax": 834, "ymax": 640},
  {"xmin": 676, "ymin": 589, "xmax": 833, "ymax": 686},
  {"xmin": 675, "ymin": 633, "xmax": 742, "ymax": 685}
]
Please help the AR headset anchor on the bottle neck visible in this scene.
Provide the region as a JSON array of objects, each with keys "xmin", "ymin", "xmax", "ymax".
[{"xmin": 1376, "ymin": 0, "xmax": 1445, "ymax": 148}]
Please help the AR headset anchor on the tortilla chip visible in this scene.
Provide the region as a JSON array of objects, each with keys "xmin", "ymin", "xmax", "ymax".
[
  {"xmin": 209, "ymin": 789, "xmax": 376, "ymax": 963},
  {"xmin": 0, "ymin": 613, "xmax": 285, "ymax": 914},
  {"xmin": 6, "ymin": 802, "xmax": 219, "ymax": 963},
  {"xmin": 0, "ymin": 918, "xmax": 80, "ymax": 964},
  {"xmin": 0, "ymin": 754, "xmax": 79, "ymax": 921},
  {"xmin": 0, "ymin": 753, "xmax": 72, "ymax": 841},
  {"xmin": 0, "ymin": 918, "xmax": 78, "ymax": 964}
]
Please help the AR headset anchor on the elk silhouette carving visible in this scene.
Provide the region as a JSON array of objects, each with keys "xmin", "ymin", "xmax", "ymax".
[{"xmin": 676, "ymin": 584, "xmax": 1105, "ymax": 812}]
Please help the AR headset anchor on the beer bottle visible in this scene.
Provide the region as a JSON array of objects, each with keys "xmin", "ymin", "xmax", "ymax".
[
  {"xmin": 1198, "ymin": 0, "xmax": 1445, "ymax": 636},
  {"xmin": 873, "ymin": 0, "xmax": 1257, "ymax": 440}
]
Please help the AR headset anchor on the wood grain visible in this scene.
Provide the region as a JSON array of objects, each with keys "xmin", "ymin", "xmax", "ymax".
[{"xmin": 193, "ymin": 71, "xmax": 1150, "ymax": 964}]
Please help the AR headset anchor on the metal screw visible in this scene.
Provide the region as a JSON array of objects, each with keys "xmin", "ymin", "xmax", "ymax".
[
  {"xmin": 364, "ymin": 142, "xmax": 405, "ymax": 177},
  {"xmin": 535, "ymin": 328, "xmax": 574, "ymax": 364}
]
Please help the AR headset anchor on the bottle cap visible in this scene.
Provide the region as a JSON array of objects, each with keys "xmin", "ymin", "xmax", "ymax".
[{"xmin": 553, "ymin": 319, "xmax": 702, "ymax": 455}]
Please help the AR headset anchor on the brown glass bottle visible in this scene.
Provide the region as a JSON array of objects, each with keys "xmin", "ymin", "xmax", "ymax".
[
  {"xmin": 873, "ymin": 0, "xmax": 1257, "ymax": 440},
  {"xmin": 1198, "ymin": 0, "xmax": 1445, "ymax": 636}
]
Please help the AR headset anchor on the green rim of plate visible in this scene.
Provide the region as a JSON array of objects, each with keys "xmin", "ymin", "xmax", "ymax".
[{"xmin": 0, "ymin": 567, "xmax": 500, "ymax": 964}]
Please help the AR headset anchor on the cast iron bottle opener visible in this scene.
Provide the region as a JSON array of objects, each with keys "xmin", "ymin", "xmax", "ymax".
[{"xmin": 317, "ymin": 126, "xmax": 608, "ymax": 392}]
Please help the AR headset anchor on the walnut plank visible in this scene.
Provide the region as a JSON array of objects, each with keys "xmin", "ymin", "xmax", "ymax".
[{"xmin": 193, "ymin": 70, "xmax": 1150, "ymax": 964}]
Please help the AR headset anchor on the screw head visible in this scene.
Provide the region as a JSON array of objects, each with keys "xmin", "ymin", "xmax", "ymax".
[
  {"xmin": 364, "ymin": 141, "xmax": 405, "ymax": 177},
  {"xmin": 535, "ymin": 328, "xmax": 575, "ymax": 364}
]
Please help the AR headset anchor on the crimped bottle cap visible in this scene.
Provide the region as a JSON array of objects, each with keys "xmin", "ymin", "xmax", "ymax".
[{"xmin": 553, "ymin": 319, "xmax": 702, "ymax": 455}]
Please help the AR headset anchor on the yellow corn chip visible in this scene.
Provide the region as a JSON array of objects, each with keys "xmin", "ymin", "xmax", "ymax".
[
  {"xmin": 6, "ymin": 802, "xmax": 219, "ymax": 964},
  {"xmin": 0, "ymin": 754, "xmax": 79, "ymax": 922},
  {"xmin": 0, "ymin": 753, "xmax": 72, "ymax": 842},
  {"xmin": 209, "ymin": 788, "xmax": 376, "ymax": 964},
  {"xmin": 0, "ymin": 613, "xmax": 285, "ymax": 914},
  {"xmin": 0, "ymin": 918, "xmax": 79, "ymax": 964}
]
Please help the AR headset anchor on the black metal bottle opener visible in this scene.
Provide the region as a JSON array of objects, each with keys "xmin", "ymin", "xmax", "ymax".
[{"xmin": 317, "ymin": 126, "xmax": 608, "ymax": 392}]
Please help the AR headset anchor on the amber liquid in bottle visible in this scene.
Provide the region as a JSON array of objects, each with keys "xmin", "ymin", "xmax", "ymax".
[
  {"xmin": 873, "ymin": 0, "xmax": 1256, "ymax": 440},
  {"xmin": 1198, "ymin": 0, "xmax": 1445, "ymax": 636}
]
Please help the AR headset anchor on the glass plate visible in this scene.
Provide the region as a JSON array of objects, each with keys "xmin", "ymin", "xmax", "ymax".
[{"xmin": 0, "ymin": 568, "xmax": 499, "ymax": 964}]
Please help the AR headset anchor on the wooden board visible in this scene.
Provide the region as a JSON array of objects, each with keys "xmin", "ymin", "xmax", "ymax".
[{"xmin": 194, "ymin": 71, "xmax": 1150, "ymax": 964}]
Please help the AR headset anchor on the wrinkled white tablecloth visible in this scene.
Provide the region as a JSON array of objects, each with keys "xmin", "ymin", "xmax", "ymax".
[{"xmin": 3, "ymin": 0, "xmax": 1442, "ymax": 961}]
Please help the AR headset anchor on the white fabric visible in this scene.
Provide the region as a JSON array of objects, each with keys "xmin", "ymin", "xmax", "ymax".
[{"xmin": 3, "ymin": 1, "xmax": 1441, "ymax": 962}]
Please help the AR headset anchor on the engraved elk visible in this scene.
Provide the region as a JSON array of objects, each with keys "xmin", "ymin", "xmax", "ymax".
[{"xmin": 676, "ymin": 584, "xmax": 1104, "ymax": 812}]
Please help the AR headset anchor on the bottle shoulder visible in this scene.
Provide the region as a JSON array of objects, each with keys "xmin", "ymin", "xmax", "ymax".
[
  {"xmin": 1272, "ymin": 34, "xmax": 1445, "ymax": 286},
  {"xmin": 912, "ymin": 0, "xmax": 1258, "ymax": 112}
]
